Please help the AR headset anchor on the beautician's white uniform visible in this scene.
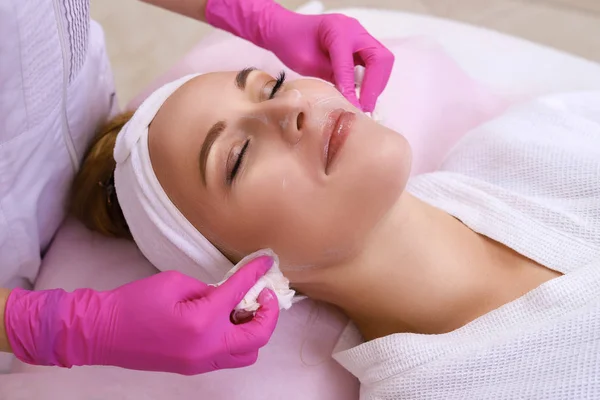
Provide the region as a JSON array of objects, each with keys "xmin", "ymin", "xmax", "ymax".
[{"xmin": 0, "ymin": 0, "xmax": 116, "ymax": 289}]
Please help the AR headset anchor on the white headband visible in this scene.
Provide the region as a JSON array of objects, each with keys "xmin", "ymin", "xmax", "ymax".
[{"xmin": 113, "ymin": 73, "xmax": 234, "ymax": 283}]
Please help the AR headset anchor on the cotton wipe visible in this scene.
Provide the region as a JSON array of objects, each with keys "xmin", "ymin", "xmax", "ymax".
[
  {"xmin": 214, "ymin": 249, "xmax": 297, "ymax": 312},
  {"xmin": 354, "ymin": 65, "xmax": 383, "ymax": 123}
]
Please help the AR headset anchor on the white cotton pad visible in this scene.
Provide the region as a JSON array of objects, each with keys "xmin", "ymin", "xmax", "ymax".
[
  {"xmin": 354, "ymin": 65, "xmax": 384, "ymax": 123},
  {"xmin": 363, "ymin": 109, "xmax": 383, "ymax": 123},
  {"xmin": 215, "ymin": 249, "xmax": 297, "ymax": 312}
]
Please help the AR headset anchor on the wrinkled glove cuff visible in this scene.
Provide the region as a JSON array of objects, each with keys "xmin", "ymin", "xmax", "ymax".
[{"xmin": 5, "ymin": 287, "xmax": 108, "ymax": 368}]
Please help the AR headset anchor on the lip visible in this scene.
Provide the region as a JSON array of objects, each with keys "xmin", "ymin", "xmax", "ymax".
[{"xmin": 322, "ymin": 109, "xmax": 356, "ymax": 174}]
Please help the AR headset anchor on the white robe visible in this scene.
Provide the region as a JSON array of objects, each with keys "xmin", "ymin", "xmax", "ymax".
[
  {"xmin": 0, "ymin": 0, "xmax": 116, "ymax": 289},
  {"xmin": 333, "ymin": 92, "xmax": 600, "ymax": 399}
]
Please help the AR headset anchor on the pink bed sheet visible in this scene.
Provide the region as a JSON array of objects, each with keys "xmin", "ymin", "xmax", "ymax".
[{"xmin": 4, "ymin": 33, "xmax": 511, "ymax": 399}]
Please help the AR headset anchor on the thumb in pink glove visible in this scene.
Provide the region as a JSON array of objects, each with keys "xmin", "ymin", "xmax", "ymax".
[
  {"xmin": 5, "ymin": 255, "xmax": 279, "ymax": 375},
  {"xmin": 205, "ymin": 0, "xmax": 394, "ymax": 113}
]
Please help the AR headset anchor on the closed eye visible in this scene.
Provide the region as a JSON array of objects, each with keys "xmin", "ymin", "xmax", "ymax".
[
  {"xmin": 227, "ymin": 139, "xmax": 250, "ymax": 185},
  {"xmin": 269, "ymin": 71, "xmax": 286, "ymax": 99},
  {"xmin": 224, "ymin": 70, "xmax": 285, "ymax": 186}
]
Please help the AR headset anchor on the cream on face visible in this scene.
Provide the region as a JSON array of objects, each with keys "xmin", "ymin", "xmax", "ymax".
[{"xmin": 147, "ymin": 68, "xmax": 412, "ymax": 270}]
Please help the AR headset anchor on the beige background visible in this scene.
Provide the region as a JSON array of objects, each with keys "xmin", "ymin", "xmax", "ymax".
[{"xmin": 92, "ymin": 0, "xmax": 600, "ymax": 105}]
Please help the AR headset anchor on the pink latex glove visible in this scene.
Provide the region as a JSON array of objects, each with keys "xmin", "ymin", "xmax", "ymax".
[
  {"xmin": 205, "ymin": 0, "xmax": 394, "ymax": 112},
  {"xmin": 4, "ymin": 255, "xmax": 279, "ymax": 375}
]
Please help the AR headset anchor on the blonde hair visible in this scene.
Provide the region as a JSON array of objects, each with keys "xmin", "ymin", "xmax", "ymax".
[{"xmin": 69, "ymin": 112, "xmax": 134, "ymax": 239}]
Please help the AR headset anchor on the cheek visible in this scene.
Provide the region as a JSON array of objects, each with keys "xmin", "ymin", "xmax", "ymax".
[
  {"xmin": 223, "ymin": 162, "xmax": 352, "ymax": 267},
  {"xmin": 343, "ymin": 126, "xmax": 411, "ymax": 213},
  {"xmin": 226, "ymin": 176, "xmax": 364, "ymax": 268},
  {"xmin": 209, "ymin": 158, "xmax": 313, "ymax": 255},
  {"xmin": 291, "ymin": 79, "xmax": 351, "ymax": 107}
]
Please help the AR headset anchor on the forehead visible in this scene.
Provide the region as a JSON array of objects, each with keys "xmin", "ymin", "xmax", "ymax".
[
  {"xmin": 153, "ymin": 72, "xmax": 238, "ymax": 133},
  {"xmin": 148, "ymin": 71, "xmax": 238, "ymax": 156}
]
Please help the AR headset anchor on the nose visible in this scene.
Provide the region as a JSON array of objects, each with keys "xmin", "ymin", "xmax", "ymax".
[{"xmin": 261, "ymin": 89, "xmax": 309, "ymax": 145}]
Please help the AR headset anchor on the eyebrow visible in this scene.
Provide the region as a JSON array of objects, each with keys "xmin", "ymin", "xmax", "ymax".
[
  {"xmin": 235, "ymin": 67, "xmax": 256, "ymax": 90},
  {"xmin": 199, "ymin": 120, "xmax": 226, "ymax": 186},
  {"xmin": 199, "ymin": 68, "xmax": 255, "ymax": 186}
]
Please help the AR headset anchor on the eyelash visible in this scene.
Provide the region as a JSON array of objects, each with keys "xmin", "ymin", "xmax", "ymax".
[
  {"xmin": 269, "ymin": 71, "xmax": 286, "ymax": 99},
  {"xmin": 227, "ymin": 71, "xmax": 286, "ymax": 185},
  {"xmin": 227, "ymin": 139, "xmax": 250, "ymax": 185}
]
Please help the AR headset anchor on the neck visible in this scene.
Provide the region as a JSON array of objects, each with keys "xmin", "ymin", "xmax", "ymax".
[{"xmin": 290, "ymin": 193, "xmax": 555, "ymax": 341}]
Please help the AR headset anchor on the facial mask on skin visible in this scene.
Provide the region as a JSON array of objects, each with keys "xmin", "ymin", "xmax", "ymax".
[
  {"xmin": 213, "ymin": 248, "xmax": 300, "ymax": 312},
  {"xmin": 305, "ymin": 71, "xmax": 383, "ymax": 122}
]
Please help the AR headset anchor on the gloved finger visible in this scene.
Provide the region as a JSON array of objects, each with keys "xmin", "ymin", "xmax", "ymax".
[
  {"xmin": 356, "ymin": 44, "xmax": 395, "ymax": 113},
  {"xmin": 210, "ymin": 255, "xmax": 274, "ymax": 310},
  {"xmin": 326, "ymin": 38, "xmax": 361, "ymax": 109},
  {"xmin": 228, "ymin": 289, "xmax": 280, "ymax": 353},
  {"xmin": 157, "ymin": 270, "xmax": 211, "ymax": 300}
]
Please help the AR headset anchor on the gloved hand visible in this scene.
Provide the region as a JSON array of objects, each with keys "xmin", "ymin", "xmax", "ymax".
[
  {"xmin": 5, "ymin": 255, "xmax": 279, "ymax": 375},
  {"xmin": 205, "ymin": 0, "xmax": 394, "ymax": 113}
]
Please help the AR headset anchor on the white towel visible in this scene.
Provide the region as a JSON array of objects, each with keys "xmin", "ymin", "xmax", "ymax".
[{"xmin": 113, "ymin": 73, "xmax": 296, "ymax": 311}]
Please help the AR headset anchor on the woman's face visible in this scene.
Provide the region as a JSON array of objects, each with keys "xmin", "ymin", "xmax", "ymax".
[{"xmin": 148, "ymin": 69, "xmax": 411, "ymax": 270}]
